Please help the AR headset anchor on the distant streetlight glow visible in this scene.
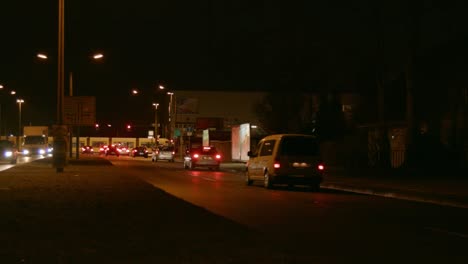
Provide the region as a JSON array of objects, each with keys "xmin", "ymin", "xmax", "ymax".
[
  {"xmin": 132, "ymin": 89, "xmax": 138, "ymax": 95},
  {"xmin": 0, "ymin": 84, "xmax": 3, "ymax": 89},
  {"xmin": 153, "ymin": 103, "xmax": 160, "ymax": 139},
  {"xmin": 11, "ymin": 90, "xmax": 16, "ymax": 95},
  {"xmin": 159, "ymin": 85, "xmax": 164, "ymax": 90},
  {"xmin": 37, "ymin": 53, "xmax": 48, "ymax": 59},
  {"xmin": 16, "ymin": 99, "xmax": 24, "ymax": 148},
  {"xmin": 93, "ymin": 53, "xmax": 104, "ymax": 59}
]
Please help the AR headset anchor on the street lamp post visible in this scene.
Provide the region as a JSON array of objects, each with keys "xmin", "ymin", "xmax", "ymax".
[
  {"xmin": 0, "ymin": 85, "xmax": 16, "ymax": 139},
  {"xmin": 68, "ymin": 53, "xmax": 103, "ymax": 160},
  {"xmin": 52, "ymin": 0, "xmax": 67, "ymax": 172},
  {"xmin": 153, "ymin": 103, "xmax": 159, "ymax": 142},
  {"xmin": 16, "ymin": 99, "xmax": 24, "ymax": 150},
  {"xmin": 130, "ymin": 84, "xmax": 165, "ymax": 138},
  {"xmin": 38, "ymin": 52, "xmax": 103, "ymax": 160},
  {"xmin": 167, "ymin": 92, "xmax": 174, "ymax": 139}
]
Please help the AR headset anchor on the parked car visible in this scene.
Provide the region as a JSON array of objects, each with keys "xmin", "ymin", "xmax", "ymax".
[
  {"xmin": 0, "ymin": 140, "xmax": 18, "ymax": 164},
  {"xmin": 183, "ymin": 146, "xmax": 221, "ymax": 170},
  {"xmin": 118, "ymin": 146, "xmax": 131, "ymax": 156},
  {"xmin": 81, "ymin": 145, "xmax": 94, "ymax": 154},
  {"xmin": 99, "ymin": 145, "xmax": 108, "ymax": 155},
  {"xmin": 245, "ymin": 134, "xmax": 324, "ymax": 191},
  {"xmin": 152, "ymin": 145, "xmax": 175, "ymax": 162},
  {"xmin": 105, "ymin": 145, "xmax": 120, "ymax": 157},
  {"xmin": 131, "ymin": 146, "xmax": 149, "ymax": 158}
]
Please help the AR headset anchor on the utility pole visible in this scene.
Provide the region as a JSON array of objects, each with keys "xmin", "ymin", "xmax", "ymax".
[{"xmin": 52, "ymin": 0, "xmax": 68, "ymax": 172}]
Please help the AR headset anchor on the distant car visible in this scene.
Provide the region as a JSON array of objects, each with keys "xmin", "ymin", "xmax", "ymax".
[
  {"xmin": 81, "ymin": 145, "xmax": 94, "ymax": 154},
  {"xmin": 0, "ymin": 140, "xmax": 18, "ymax": 164},
  {"xmin": 105, "ymin": 145, "xmax": 120, "ymax": 157},
  {"xmin": 152, "ymin": 145, "xmax": 175, "ymax": 162},
  {"xmin": 183, "ymin": 146, "xmax": 221, "ymax": 170},
  {"xmin": 245, "ymin": 134, "xmax": 324, "ymax": 191},
  {"xmin": 118, "ymin": 146, "xmax": 131, "ymax": 156},
  {"xmin": 131, "ymin": 146, "xmax": 149, "ymax": 158},
  {"xmin": 99, "ymin": 145, "xmax": 108, "ymax": 155}
]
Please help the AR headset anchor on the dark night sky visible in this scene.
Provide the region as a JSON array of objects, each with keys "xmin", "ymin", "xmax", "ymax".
[{"xmin": 1, "ymin": 0, "xmax": 468, "ymax": 131}]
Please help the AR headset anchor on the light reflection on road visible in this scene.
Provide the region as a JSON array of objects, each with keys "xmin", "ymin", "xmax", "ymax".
[{"xmin": 0, "ymin": 155, "xmax": 48, "ymax": 172}]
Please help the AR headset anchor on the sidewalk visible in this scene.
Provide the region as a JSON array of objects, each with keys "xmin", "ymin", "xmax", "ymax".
[{"xmin": 219, "ymin": 161, "xmax": 468, "ymax": 209}]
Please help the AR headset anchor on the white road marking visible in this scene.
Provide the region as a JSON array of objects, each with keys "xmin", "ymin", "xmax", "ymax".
[
  {"xmin": 424, "ymin": 226, "xmax": 468, "ymax": 239},
  {"xmin": 201, "ymin": 177, "xmax": 216, "ymax": 181}
]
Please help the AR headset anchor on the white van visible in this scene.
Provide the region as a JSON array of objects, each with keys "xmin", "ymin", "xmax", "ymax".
[{"xmin": 246, "ymin": 134, "xmax": 324, "ymax": 190}]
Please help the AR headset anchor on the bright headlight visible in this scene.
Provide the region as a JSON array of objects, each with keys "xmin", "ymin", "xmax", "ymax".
[
  {"xmin": 23, "ymin": 149, "xmax": 30, "ymax": 155},
  {"xmin": 39, "ymin": 149, "xmax": 46, "ymax": 155},
  {"xmin": 5, "ymin": 151, "xmax": 13, "ymax": 157}
]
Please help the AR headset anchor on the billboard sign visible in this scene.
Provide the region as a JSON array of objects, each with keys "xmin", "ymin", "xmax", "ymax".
[{"xmin": 64, "ymin": 96, "xmax": 96, "ymax": 126}]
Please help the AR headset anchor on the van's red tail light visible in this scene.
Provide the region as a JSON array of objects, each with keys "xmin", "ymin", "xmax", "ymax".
[
  {"xmin": 317, "ymin": 164, "xmax": 325, "ymax": 171},
  {"xmin": 193, "ymin": 153, "xmax": 199, "ymax": 159},
  {"xmin": 273, "ymin": 160, "xmax": 281, "ymax": 169},
  {"xmin": 172, "ymin": 151, "xmax": 175, "ymax": 155},
  {"xmin": 215, "ymin": 154, "xmax": 221, "ymax": 159}
]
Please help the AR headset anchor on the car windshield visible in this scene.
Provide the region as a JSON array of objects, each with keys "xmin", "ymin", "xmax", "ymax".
[
  {"xmin": 161, "ymin": 146, "xmax": 174, "ymax": 151},
  {"xmin": 24, "ymin": 136, "xmax": 46, "ymax": 145},
  {"xmin": 193, "ymin": 147, "xmax": 217, "ymax": 155},
  {"xmin": 279, "ymin": 136, "xmax": 318, "ymax": 156}
]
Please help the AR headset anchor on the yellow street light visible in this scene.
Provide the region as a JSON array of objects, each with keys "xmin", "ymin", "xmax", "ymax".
[
  {"xmin": 153, "ymin": 103, "xmax": 159, "ymax": 139},
  {"xmin": 93, "ymin": 53, "xmax": 104, "ymax": 59},
  {"xmin": 37, "ymin": 53, "xmax": 48, "ymax": 59},
  {"xmin": 16, "ymin": 99, "xmax": 24, "ymax": 148}
]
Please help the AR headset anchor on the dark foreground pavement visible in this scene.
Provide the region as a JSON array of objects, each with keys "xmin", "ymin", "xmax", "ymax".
[
  {"xmin": 1, "ymin": 156, "xmax": 467, "ymax": 263},
  {"xmin": 0, "ymin": 158, "xmax": 285, "ymax": 263}
]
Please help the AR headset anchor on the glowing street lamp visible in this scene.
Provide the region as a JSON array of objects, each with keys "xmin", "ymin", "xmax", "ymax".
[
  {"xmin": 93, "ymin": 53, "xmax": 104, "ymax": 59},
  {"xmin": 16, "ymin": 99, "xmax": 24, "ymax": 148},
  {"xmin": 0, "ymin": 85, "xmax": 16, "ymax": 138},
  {"xmin": 37, "ymin": 53, "xmax": 48, "ymax": 59},
  {"xmin": 153, "ymin": 103, "xmax": 159, "ymax": 139}
]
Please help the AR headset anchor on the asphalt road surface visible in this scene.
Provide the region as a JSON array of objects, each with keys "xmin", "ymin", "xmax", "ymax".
[{"xmin": 109, "ymin": 156, "xmax": 468, "ymax": 263}]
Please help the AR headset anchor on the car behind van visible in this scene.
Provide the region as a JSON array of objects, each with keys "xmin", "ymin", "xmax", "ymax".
[{"xmin": 246, "ymin": 134, "xmax": 324, "ymax": 190}]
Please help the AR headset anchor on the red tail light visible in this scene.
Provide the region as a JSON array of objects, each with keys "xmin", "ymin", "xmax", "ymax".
[
  {"xmin": 273, "ymin": 160, "xmax": 281, "ymax": 169},
  {"xmin": 193, "ymin": 153, "xmax": 199, "ymax": 158},
  {"xmin": 172, "ymin": 151, "xmax": 175, "ymax": 155},
  {"xmin": 318, "ymin": 164, "xmax": 325, "ymax": 171},
  {"xmin": 215, "ymin": 154, "xmax": 221, "ymax": 159}
]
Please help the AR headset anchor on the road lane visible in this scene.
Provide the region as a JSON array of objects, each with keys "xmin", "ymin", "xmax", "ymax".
[{"xmin": 111, "ymin": 158, "xmax": 468, "ymax": 261}]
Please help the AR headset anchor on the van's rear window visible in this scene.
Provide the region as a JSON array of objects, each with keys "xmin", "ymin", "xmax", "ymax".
[{"xmin": 279, "ymin": 136, "xmax": 318, "ymax": 156}]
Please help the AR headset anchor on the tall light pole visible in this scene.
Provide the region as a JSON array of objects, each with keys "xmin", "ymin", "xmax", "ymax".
[
  {"xmin": 16, "ymin": 99, "xmax": 24, "ymax": 149},
  {"xmin": 0, "ymin": 85, "xmax": 16, "ymax": 139},
  {"xmin": 167, "ymin": 92, "xmax": 174, "ymax": 139},
  {"xmin": 53, "ymin": 0, "xmax": 67, "ymax": 172},
  {"xmin": 39, "ymin": 49, "xmax": 103, "ymax": 161},
  {"xmin": 153, "ymin": 103, "xmax": 159, "ymax": 142},
  {"xmin": 68, "ymin": 53, "xmax": 104, "ymax": 159}
]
